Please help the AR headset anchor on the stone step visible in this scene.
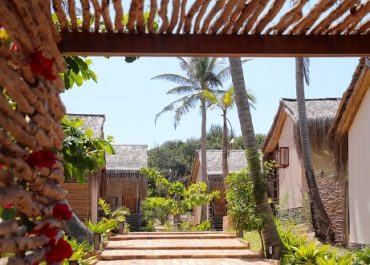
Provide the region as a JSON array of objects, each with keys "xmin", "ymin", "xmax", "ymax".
[
  {"xmin": 128, "ymin": 232, "xmax": 227, "ymax": 235},
  {"xmin": 100, "ymin": 249, "xmax": 262, "ymax": 260},
  {"xmin": 97, "ymin": 259, "xmax": 276, "ymax": 265},
  {"xmin": 110, "ymin": 233, "xmax": 236, "ymax": 241},
  {"xmin": 106, "ymin": 238, "xmax": 250, "ymax": 250}
]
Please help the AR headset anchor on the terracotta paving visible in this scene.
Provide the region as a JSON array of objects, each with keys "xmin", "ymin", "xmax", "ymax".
[
  {"xmin": 97, "ymin": 259, "xmax": 274, "ymax": 265},
  {"xmin": 111, "ymin": 233, "xmax": 236, "ymax": 241},
  {"xmin": 97, "ymin": 232, "xmax": 275, "ymax": 265},
  {"xmin": 106, "ymin": 238, "xmax": 249, "ymax": 249}
]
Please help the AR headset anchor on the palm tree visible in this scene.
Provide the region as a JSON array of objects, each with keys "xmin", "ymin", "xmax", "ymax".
[
  {"xmin": 207, "ymin": 86, "xmax": 256, "ymax": 179},
  {"xmin": 295, "ymin": 58, "xmax": 334, "ymax": 242},
  {"xmin": 229, "ymin": 57, "xmax": 283, "ymax": 257},
  {"xmin": 152, "ymin": 57, "xmax": 229, "ymax": 221}
]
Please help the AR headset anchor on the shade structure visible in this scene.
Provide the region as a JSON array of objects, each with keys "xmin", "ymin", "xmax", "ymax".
[{"xmin": 51, "ymin": 0, "xmax": 370, "ymax": 56}]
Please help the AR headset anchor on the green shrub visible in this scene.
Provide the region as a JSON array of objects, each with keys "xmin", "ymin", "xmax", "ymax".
[
  {"xmin": 281, "ymin": 243, "xmax": 330, "ymax": 265},
  {"xmin": 86, "ymin": 198, "xmax": 130, "ymax": 240},
  {"xmin": 316, "ymin": 252, "xmax": 353, "ymax": 265},
  {"xmin": 143, "ymin": 219, "xmax": 155, "ymax": 232},
  {"xmin": 277, "ymin": 220, "xmax": 308, "ymax": 252},
  {"xmin": 226, "ymin": 168, "xmax": 262, "ymax": 235},
  {"xmin": 178, "ymin": 221, "xmax": 192, "ymax": 231},
  {"xmin": 65, "ymin": 238, "xmax": 96, "ymax": 265},
  {"xmin": 354, "ymin": 248, "xmax": 370, "ymax": 265},
  {"xmin": 142, "ymin": 197, "xmax": 173, "ymax": 225},
  {"xmin": 194, "ymin": 220, "xmax": 211, "ymax": 231},
  {"xmin": 164, "ymin": 221, "xmax": 175, "ymax": 232},
  {"xmin": 140, "ymin": 167, "xmax": 219, "ymax": 226}
]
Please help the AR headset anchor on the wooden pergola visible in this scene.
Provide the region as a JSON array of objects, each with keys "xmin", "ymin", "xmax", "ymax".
[
  {"xmin": 54, "ymin": 0, "xmax": 370, "ymax": 56},
  {"xmin": 0, "ymin": 0, "xmax": 369, "ymax": 264}
]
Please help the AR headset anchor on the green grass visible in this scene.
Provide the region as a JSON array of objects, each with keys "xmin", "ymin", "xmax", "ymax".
[{"xmin": 243, "ymin": 230, "xmax": 262, "ymax": 252}]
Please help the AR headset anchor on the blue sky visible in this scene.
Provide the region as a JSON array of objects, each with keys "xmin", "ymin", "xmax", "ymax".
[{"xmin": 61, "ymin": 57, "xmax": 358, "ymax": 148}]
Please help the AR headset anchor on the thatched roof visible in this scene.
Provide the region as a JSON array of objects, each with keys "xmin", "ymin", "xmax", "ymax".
[
  {"xmin": 200, "ymin": 150, "xmax": 248, "ymax": 176},
  {"xmin": 330, "ymin": 58, "xmax": 370, "ymax": 137},
  {"xmin": 67, "ymin": 113, "xmax": 106, "ymax": 138},
  {"xmin": 329, "ymin": 58, "xmax": 370, "ymax": 176},
  {"xmin": 262, "ymin": 98, "xmax": 341, "ymax": 154},
  {"xmin": 106, "ymin": 144, "xmax": 148, "ymax": 171}
]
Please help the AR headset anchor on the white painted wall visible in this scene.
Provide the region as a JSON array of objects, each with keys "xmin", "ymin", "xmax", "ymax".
[
  {"xmin": 278, "ymin": 116, "xmax": 304, "ymax": 209},
  {"xmin": 348, "ymin": 85, "xmax": 370, "ymax": 244}
]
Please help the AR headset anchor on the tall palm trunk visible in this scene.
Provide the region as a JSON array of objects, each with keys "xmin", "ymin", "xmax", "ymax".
[
  {"xmin": 63, "ymin": 200, "xmax": 93, "ymax": 244},
  {"xmin": 295, "ymin": 58, "xmax": 334, "ymax": 242},
  {"xmin": 222, "ymin": 109, "xmax": 229, "ymax": 180},
  {"xmin": 200, "ymin": 98, "xmax": 208, "ymax": 222},
  {"xmin": 229, "ymin": 57, "xmax": 283, "ymax": 257}
]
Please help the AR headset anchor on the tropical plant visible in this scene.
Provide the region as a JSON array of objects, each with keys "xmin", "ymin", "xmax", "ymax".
[
  {"xmin": 152, "ymin": 57, "xmax": 230, "ymax": 221},
  {"xmin": 65, "ymin": 238, "xmax": 97, "ymax": 265},
  {"xmin": 142, "ymin": 197, "xmax": 173, "ymax": 225},
  {"xmin": 148, "ymin": 139, "xmax": 200, "ymax": 182},
  {"xmin": 295, "ymin": 57, "xmax": 334, "ymax": 242},
  {"xmin": 62, "ymin": 117, "xmax": 115, "ymax": 183},
  {"xmin": 63, "ymin": 56, "xmax": 97, "ymax": 90},
  {"xmin": 354, "ymin": 248, "xmax": 370, "ymax": 265},
  {"xmin": 316, "ymin": 253, "xmax": 354, "ymax": 265},
  {"xmin": 226, "ymin": 168, "xmax": 262, "ymax": 239},
  {"xmin": 229, "ymin": 57, "xmax": 283, "ymax": 257},
  {"xmin": 276, "ymin": 220, "xmax": 308, "ymax": 252},
  {"xmin": 61, "ymin": 118, "xmax": 115, "ymax": 244},
  {"xmin": 281, "ymin": 243, "xmax": 330, "ymax": 265},
  {"xmin": 205, "ymin": 86, "xmax": 256, "ymax": 179},
  {"xmin": 141, "ymin": 167, "xmax": 219, "ymax": 227},
  {"xmin": 86, "ymin": 199, "xmax": 129, "ymax": 241},
  {"xmin": 99, "ymin": 198, "xmax": 130, "ymax": 224},
  {"xmin": 194, "ymin": 220, "xmax": 212, "ymax": 231}
]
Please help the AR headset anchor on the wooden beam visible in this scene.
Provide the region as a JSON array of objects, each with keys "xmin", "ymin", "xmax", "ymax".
[{"xmin": 59, "ymin": 32, "xmax": 370, "ymax": 57}]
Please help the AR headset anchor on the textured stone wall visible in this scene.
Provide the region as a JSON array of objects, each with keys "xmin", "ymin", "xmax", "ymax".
[{"xmin": 316, "ymin": 174, "xmax": 347, "ymax": 245}]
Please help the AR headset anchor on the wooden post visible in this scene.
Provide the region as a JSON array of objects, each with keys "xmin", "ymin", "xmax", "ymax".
[{"xmin": 93, "ymin": 233, "xmax": 101, "ymax": 251}]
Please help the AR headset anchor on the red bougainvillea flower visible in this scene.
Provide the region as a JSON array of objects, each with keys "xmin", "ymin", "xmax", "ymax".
[
  {"xmin": 26, "ymin": 150, "xmax": 57, "ymax": 168},
  {"xmin": 3, "ymin": 203, "xmax": 14, "ymax": 209},
  {"xmin": 31, "ymin": 223, "xmax": 58, "ymax": 242},
  {"xmin": 46, "ymin": 238, "xmax": 73, "ymax": 264},
  {"xmin": 10, "ymin": 43, "xmax": 19, "ymax": 53},
  {"xmin": 30, "ymin": 50, "xmax": 56, "ymax": 81},
  {"xmin": 53, "ymin": 203, "xmax": 72, "ymax": 220}
]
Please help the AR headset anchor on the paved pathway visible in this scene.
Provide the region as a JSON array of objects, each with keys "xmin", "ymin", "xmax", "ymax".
[{"xmin": 97, "ymin": 232, "xmax": 276, "ymax": 265}]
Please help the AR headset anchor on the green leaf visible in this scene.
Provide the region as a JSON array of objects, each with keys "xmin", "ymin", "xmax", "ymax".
[
  {"xmin": 66, "ymin": 56, "xmax": 80, "ymax": 74},
  {"xmin": 1, "ymin": 208, "xmax": 16, "ymax": 220},
  {"xmin": 125, "ymin": 57, "xmax": 138, "ymax": 63},
  {"xmin": 85, "ymin": 128, "xmax": 94, "ymax": 138},
  {"xmin": 71, "ymin": 72, "xmax": 83, "ymax": 86},
  {"xmin": 73, "ymin": 56, "xmax": 89, "ymax": 71}
]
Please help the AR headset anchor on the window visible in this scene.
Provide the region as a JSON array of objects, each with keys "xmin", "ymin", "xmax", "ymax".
[{"xmin": 274, "ymin": 147, "xmax": 289, "ymax": 168}]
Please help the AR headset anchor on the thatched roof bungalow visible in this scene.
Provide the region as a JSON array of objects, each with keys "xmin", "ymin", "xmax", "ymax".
[
  {"xmin": 61, "ymin": 114, "xmax": 106, "ymax": 223},
  {"xmin": 262, "ymin": 98, "xmax": 347, "ymax": 245},
  {"xmin": 330, "ymin": 58, "xmax": 370, "ymax": 245},
  {"xmin": 104, "ymin": 144, "xmax": 148, "ymax": 230},
  {"xmin": 190, "ymin": 150, "xmax": 247, "ymax": 230}
]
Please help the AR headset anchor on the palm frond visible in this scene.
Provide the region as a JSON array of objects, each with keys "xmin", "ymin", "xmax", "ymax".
[
  {"xmin": 303, "ymin": 57, "xmax": 310, "ymax": 86},
  {"xmin": 200, "ymin": 90, "xmax": 218, "ymax": 105},
  {"xmin": 205, "ymin": 72, "xmax": 224, "ymax": 89},
  {"xmin": 177, "ymin": 57, "xmax": 189, "ymax": 72},
  {"xmin": 166, "ymin": 86, "xmax": 196, "ymax": 95},
  {"xmin": 173, "ymin": 94, "xmax": 199, "ymax": 128},
  {"xmin": 222, "ymin": 87, "xmax": 235, "ymax": 108},
  {"xmin": 152, "ymin": 74, "xmax": 197, "ymax": 87},
  {"xmin": 155, "ymin": 94, "xmax": 197, "ymax": 126},
  {"xmin": 99, "ymin": 198, "xmax": 111, "ymax": 216},
  {"xmin": 218, "ymin": 59, "xmax": 251, "ymax": 83}
]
